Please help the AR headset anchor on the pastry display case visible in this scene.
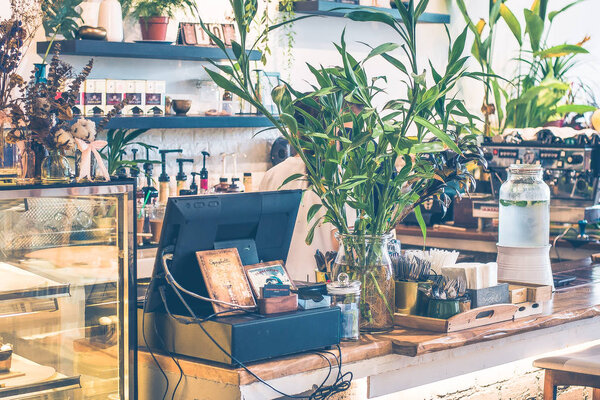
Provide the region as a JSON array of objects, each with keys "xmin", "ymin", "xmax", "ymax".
[{"xmin": 0, "ymin": 182, "xmax": 136, "ymax": 399}]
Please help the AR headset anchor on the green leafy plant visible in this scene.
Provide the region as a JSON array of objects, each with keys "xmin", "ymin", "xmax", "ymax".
[
  {"xmin": 199, "ymin": 0, "xmax": 486, "ymax": 328},
  {"xmin": 41, "ymin": 0, "xmax": 82, "ymax": 41},
  {"xmin": 100, "ymin": 128, "xmax": 158, "ymax": 176},
  {"xmin": 458, "ymin": 0, "xmax": 594, "ymax": 132},
  {"xmin": 128, "ymin": 0, "xmax": 197, "ymax": 19}
]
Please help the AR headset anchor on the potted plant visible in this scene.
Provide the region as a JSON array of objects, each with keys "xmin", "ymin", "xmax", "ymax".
[
  {"xmin": 199, "ymin": 0, "xmax": 485, "ymax": 332},
  {"xmin": 456, "ymin": 0, "xmax": 595, "ymax": 134},
  {"xmin": 129, "ymin": 0, "xmax": 197, "ymax": 41}
]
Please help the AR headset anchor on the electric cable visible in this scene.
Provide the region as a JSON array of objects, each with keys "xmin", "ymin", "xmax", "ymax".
[
  {"xmin": 141, "ymin": 283, "xmax": 169, "ymax": 400},
  {"xmin": 154, "ymin": 248, "xmax": 353, "ymax": 399},
  {"xmin": 158, "ymin": 284, "xmax": 348, "ymax": 399}
]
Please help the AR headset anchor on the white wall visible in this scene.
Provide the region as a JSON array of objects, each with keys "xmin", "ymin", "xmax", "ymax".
[{"xmin": 2, "ymin": 0, "xmax": 598, "ymax": 185}]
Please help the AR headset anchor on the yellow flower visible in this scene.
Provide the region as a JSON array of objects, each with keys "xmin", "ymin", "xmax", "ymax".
[{"xmin": 476, "ymin": 19, "xmax": 486, "ymax": 35}]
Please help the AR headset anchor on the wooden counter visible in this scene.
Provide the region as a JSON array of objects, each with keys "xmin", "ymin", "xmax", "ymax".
[{"xmin": 138, "ymin": 263, "xmax": 600, "ymax": 399}]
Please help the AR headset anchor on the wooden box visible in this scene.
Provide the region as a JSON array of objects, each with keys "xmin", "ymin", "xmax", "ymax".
[
  {"xmin": 466, "ymin": 283, "xmax": 510, "ymax": 308},
  {"xmin": 394, "ymin": 304, "xmax": 518, "ymax": 333},
  {"xmin": 501, "ymin": 280, "xmax": 553, "ymax": 304},
  {"xmin": 258, "ymin": 294, "xmax": 298, "ymax": 315}
]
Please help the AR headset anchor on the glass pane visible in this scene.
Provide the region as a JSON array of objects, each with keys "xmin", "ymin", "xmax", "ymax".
[{"xmin": 0, "ymin": 193, "xmax": 126, "ymax": 399}]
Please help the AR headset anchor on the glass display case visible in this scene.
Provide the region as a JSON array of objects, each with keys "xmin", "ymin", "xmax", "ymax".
[{"xmin": 0, "ymin": 182, "xmax": 136, "ymax": 399}]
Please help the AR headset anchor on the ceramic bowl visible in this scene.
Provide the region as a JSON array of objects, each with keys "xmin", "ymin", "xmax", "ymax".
[
  {"xmin": 78, "ymin": 26, "xmax": 107, "ymax": 41},
  {"xmin": 172, "ymin": 100, "xmax": 192, "ymax": 116}
]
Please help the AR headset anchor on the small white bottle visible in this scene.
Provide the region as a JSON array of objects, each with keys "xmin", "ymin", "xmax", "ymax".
[{"xmin": 98, "ymin": 0, "xmax": 124, "ymax": 42}]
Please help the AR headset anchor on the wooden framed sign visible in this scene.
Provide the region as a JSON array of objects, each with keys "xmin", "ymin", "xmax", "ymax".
[
  {"xmin": 196, "ymin": 248, "xmax": 256, "ymax": 314},
  {"xmin": 244, "ymin": 261, "xmax": 296, "ymax": 299}
]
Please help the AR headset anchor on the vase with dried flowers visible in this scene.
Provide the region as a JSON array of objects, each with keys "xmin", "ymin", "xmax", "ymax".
[{"xmin": 7, "ymin": 48, "xmax": 93, "ymax": 183}]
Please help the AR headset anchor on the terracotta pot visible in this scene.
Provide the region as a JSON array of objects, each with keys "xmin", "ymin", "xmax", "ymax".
[{"xmin": 139, "ymin": 16, "xmax": 169, "ymax": 41}]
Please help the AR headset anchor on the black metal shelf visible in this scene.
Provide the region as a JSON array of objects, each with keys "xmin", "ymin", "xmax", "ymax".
[
  {"xmin": 291, "ymin": 1, "xmax": 451, "ymax": 23},
  {"xmin": 86, "ymin": 115, "xmax": 274, "ymax": 130},
  {"xmin": 37, "ymin": 40, "xmax": 262, "ymax": 62}
]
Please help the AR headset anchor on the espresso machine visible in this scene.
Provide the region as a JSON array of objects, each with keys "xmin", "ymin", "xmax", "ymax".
[{"xmin": 473, "ymin": 129, "xmax": 600, "ymax": 225}]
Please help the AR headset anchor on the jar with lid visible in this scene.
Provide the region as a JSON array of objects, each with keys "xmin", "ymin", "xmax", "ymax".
[
  {"xmin": 327, "ymin": 273, "xmax": 361, "ymax": 341},
  {"xmin": 498, "ymin": 164, "xmax": 550, "ymax": 247}
]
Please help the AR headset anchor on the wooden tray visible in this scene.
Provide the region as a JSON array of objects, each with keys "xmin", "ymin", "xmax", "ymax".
[
  {"xmin": 514, "ymin": 301, "xmax": 544, "ymax": 319},
  {"xmin": 501, "ymin": 280, "xmax": 553, "ymax": 304},
  {"xmin": 394, "ymin": 304, "xmax": 519, "ymax": 333}
]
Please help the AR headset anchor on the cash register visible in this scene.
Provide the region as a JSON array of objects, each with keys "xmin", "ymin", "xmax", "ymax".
[{"xmin": 141, "ymin": 190, "xmax": 341, "ymax": 366}]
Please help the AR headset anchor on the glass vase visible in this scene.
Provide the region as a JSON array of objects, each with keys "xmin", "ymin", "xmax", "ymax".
[
  {"xmin": 332, "ymin": 234, "xmax": 395, "ymax": 332},
  {"xmin": 41, "ymin": 150, "xmax": 72, "ymax": 184},
  {"xmin": 498, "ymin": 164, "xmax": 550, "ymax": 247}
]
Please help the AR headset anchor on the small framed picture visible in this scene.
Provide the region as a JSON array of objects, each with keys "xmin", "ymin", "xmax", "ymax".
[
  {"xmin": 244, "ymin": 261, "xmax": 296, "ymax": 299},
  {"xmin": 196, "ymin": 248, "xmax": 256, "ymax": 314}
]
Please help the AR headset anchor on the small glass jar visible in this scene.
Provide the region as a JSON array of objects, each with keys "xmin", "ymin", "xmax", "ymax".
[
  {"xmin": 41, "ymin": 149, "xmax": 72, "ymax": 184},
  {"xmin": 327, "ymin": 273, "xmax": 361, "ymax": 341},
  {"xmin": 499, "ymin": 164, "xmax": 550, "ymax": 247}
]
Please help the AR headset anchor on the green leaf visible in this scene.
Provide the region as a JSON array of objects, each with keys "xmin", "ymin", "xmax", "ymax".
[
  {"xmin": 307, "ymin": 204, "xmax": 322, "ymax": 223},
  {"xmin": 534, "ymin": 44, "xmax": 589, "ymax": 58},
  {"xmin": 345, "ymin": 10, "xmax": 400, "ymax": 34},
  {"xmin": 305, "ymin": 215, "xmax": 323, "ymax": 245},
  {"xmin": 524, "ymin": 9, "xmax": 544, "ymax": 52},
  {"xmin": 279, "ymin": 112, "xmax": 298, "ymax": 136},
  {"xmin": 499, "ymin": 3, "xmax": 522, "ymax": 46},
  {"xmin": 413, "ymin": 116, "xmax": 461, "ymax": 154},
  {"xmin": 204, "ymin": 68, "xmax": 252, "ymax": 103},
  {"xmin": 554, "ymin": 104, "xmax": 596, "ymax": 114},
  {"xmin": 364, "ymin": 43, "xmax": 400, "ymax": 63},
  {"xmin": 279, "ymin": 173, "xmax": 304, "ymax": 190},
  {"xmin": 549, "ymin": 0, "xmax": 586, "ymax": 22},
  {"xmin": 414, "ymin": 205, "xmax": 427, "ymax": 248}
]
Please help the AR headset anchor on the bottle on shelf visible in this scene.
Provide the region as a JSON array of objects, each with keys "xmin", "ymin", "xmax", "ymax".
[
  {"xmin": 243, "ymin": 172, "xmax": 253, "ymax": 192},
  {"xmin": 175, "ymin": 158, "xmax": 194, "ymax": 195},
  {"xmin": 213, "ymin": 178, "xmax": 229, "ymax": 193},
  {"xmin": 157, "ymin": 149, "xmax": 183, "ymax": 204},
  {"xmin": 227, "ymin": 177, "xmax": 244, "ymax": 193},
  {"xmin": 200, "ymin": 151, "xmax": 210, "ymax": 194}
]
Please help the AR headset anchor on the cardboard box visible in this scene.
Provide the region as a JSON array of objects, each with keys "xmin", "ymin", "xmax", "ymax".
[
  {"xmin": 124, "ymin": 80, "xmax": 145, "ymax": 116},
  {"xmin": 84, "ymin": 79, "xmax": 106, "ymax": 117},
  {"xmin": 65, "ymin": 78, "xmax": 84, "ymax": 116},
  {"xmin": 145, "ymin": 80, "xmax": 165, "ymax": 115},
  {"xmin": 106, "ymin": 79, "xmax": 125, "ymax": 114}
]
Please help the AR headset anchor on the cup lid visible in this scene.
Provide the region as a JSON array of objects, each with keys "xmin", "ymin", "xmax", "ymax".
[{"xmin": 327, "ymin": 272, "xmax": 361, "ymax": 295}]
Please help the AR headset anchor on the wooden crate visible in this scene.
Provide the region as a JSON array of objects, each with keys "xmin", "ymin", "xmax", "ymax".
[
  {"xmin": 394, "ymin": 304, "xmax": 518, "ymax": 333},
  {"xmin": 501, "ymin": 280, "xmax": 553, "ymax": 304}
]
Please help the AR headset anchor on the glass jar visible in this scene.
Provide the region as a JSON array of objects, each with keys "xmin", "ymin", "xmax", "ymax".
[
  {"xmin": 499, "ymin": 164, "xmax": 550, "ymax": 247},
  {"xmin": 332, "ymin": 233, "xmax": 395, "ymax": 332},
  {"xmin": 327, "ymin": 273, "xmax": 361, "ymax": 341},
  {"xmin": 41, "ymin": 149, "xmax": 72, "ymax": 184}
]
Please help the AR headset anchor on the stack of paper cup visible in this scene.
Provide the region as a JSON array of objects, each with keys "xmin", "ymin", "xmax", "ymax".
[{"xmin": 496, "ymin": 245, "xmax": 554, "ymax": 288}]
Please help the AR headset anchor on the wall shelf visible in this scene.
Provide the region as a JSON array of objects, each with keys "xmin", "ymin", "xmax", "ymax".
[
  {"xmin": 85, "ymin": 115, "xmax": 274, "ymax": 130},
  {"xmin": 291, "ymin": 1, "xmax": 450, "ymax": 24},
  {"xmin": 37, "ymin": 40, "xmax": 261, "ymax": 62}
]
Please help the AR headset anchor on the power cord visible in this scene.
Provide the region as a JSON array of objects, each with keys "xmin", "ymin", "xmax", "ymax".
[{"xmin": 147, "ymin": 248, "xmax": 352, "ymax": 399}]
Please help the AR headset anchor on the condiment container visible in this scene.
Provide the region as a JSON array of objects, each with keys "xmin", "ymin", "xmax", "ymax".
[{"xmin": 327, "ymin": 273, "xmax": 361, "ymax": 341}]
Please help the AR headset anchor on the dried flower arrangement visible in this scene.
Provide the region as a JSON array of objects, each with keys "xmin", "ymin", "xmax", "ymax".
[{"xmin": 8, "ymin": 49, "xmax": 94, "ymax": 152}]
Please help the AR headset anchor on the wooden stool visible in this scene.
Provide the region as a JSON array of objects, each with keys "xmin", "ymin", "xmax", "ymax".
[{"xmin": 533, "ymin": 344, "xmax": 600, "ymax": 400}]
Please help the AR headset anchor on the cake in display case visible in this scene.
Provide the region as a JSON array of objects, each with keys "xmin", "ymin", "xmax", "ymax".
[{"xmin": 0, "ymin": 182, "xmax": 136, "ymax": 399}]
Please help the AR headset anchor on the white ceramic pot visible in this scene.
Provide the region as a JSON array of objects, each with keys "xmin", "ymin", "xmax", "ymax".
[
  {"xmin": 98, "ymin": 0, "xmax": 123, "ymax": 42},
  {"xmin": 79, "ymin": 1, "xmax": 100, "ymax": 27},
  {"xmin": 496, "ymin": 244, "xmax": 554, "ymax": 288}
]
